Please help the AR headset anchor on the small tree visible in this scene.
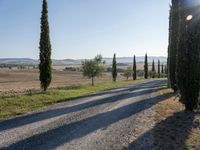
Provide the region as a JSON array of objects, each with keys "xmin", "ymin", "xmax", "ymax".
[
  {"xmin": 123, "ymin": 67, "xmax": 132, "ymax": 81},
  {"xmin": 158, "ymin": 60, "xmax": 160, "ymax": 78},
  {"xmin": 82, "ymin": 55, "xmax": 105, "ymax": 86},
  {"xmin": 144, "ymin": 53, "xmax": 148, "ymax": 79},
  {"xmin": 39, "ymin": 0, "xmax": 52, "ymax": 91},
  {"xmin": 112, "ymin": 53, "xmax": 117, "ymax": 82},
  {"xmin": 133, "ymin": 55, "xmax": 137, "ymax": 80},
  {"xmin": 152, "ymin": 59, "xmax": 155, "ymax": 78}
]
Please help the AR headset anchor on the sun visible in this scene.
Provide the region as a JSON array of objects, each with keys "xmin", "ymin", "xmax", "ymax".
[{"xmin": 186, "ymin": 15, "xmax": 193, "ymax": 21}]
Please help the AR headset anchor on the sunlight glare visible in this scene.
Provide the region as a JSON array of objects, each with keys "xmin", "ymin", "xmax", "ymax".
[{"xmin": 186, "ymin": 15, "xmax": 193, "ymax": 21}]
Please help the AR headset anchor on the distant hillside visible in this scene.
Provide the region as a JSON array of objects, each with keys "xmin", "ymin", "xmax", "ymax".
[
  {"xmin": 0, "ymin": 58, "xmax": 38, "ymax": 65},
  {"xmin": 0, "ymin": 58, "xmax": 80, "ymax": 66},
  {"xmin": 0, "ymin": 56, "xmax": 167, "ymax": 66}
]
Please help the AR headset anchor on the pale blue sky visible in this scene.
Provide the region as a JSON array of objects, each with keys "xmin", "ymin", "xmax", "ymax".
[{"xmin": 0, "ymin": 0, "xmax": 170, "ymax": 59}]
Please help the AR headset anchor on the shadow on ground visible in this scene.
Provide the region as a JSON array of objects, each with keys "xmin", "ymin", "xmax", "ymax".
[
  {"xmin": 0, "ymin": 80, "xmax": 166, "ymax": 132},
  {"xmin": 125, "ymin": 110, "xmax": 197, "ymax": 150},
  {"xmin": 2, "ymin": 85, "xmax": 171, "ymax": 150}
]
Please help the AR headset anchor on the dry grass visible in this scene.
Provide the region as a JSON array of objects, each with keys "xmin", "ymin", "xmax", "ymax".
[
  {"xmin": 154, "ymin": 92, "xmax": 200, "ymax": 150},
  {"xmin": 0, "ymin": 79, "xmax": 146, "ymax": 120},
  {"xmin": 0, "ymin": 68, "xmax": 125, "ymax": 93}
]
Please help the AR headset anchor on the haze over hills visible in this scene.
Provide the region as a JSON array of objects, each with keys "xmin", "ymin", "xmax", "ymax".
[{"xmin": 0, "ymin": 56, "xmax": 167, "ymax": 66}]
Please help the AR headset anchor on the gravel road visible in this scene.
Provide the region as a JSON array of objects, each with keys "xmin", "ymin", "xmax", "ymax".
[{"xmin": 0, "ymin": 79, "xmax": 167, "ymax": 150}]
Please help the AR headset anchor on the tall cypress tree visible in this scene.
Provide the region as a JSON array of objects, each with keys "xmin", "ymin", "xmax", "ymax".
[
  {"xmin": 39, "ymin": 0, "xmax": 52, "ymax": 91},
  {"xmin": 161, "ymin": 64, "xmax": 164, "ymax": 78},
  {"xmin": 152, "ymin": 60, "xmax": 155, "ymax": 78},
  {"xmin": 144, "ymin": 53, "xmax": 148, "ymax": 79},
  {"xmin": 112, "ymin": 53, "xmax": 117, "ymax": 82},
  {"xmin": 161, "ymin": 64, "xmax": 164, "ymax": 74},
  {"xmin": 168, "ymin": 0, "xmax": 179, "ymax": 92},
  {"xmin": 165, "ymin": 65, "xmax": 168, "ymax": 75},
  {"xmin": 158, "ymin": 60, "xmax": 160, "ymax": 78},
  {"xmin": 176, "ymin": 0, "xmax": 200, "ymax": 111},
  {"xmin": 133, "ymin": 55, "xmax": 137, "ymax": 80},
  {"xmin": 167, "ymin": 5, "xmax": 172, "ymax": 87}
]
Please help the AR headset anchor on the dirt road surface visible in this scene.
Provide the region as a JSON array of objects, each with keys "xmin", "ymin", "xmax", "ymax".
[{"xmin": 0, "ymin": 80, "xmax": 167, "ymax": 150}]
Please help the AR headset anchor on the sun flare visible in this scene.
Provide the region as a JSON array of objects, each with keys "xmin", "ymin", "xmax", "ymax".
[{"xmin": 186, "ymin": 15, "xmax": 193, "ymax": 21}]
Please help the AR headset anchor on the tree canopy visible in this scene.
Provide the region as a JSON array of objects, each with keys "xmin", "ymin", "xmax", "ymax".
[{"xmin": 82, "ymin": 55, "xmax": 105, "ymax": 86}]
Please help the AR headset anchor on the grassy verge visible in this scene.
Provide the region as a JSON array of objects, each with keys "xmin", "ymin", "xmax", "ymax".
[{"xmin": 0, "ymin": 79, "xmax": 146, "ymax": 120}]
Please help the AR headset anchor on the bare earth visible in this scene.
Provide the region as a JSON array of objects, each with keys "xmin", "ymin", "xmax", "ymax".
[
  {"xmin": 0, "ymin": 68, "xmax": 124, "ymax": 93},
  {"xmin": 0, "ymin": 80, "xmax": 168, "ymax": 150}
]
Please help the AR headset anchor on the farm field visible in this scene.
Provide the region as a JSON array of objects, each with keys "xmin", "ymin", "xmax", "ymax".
[{"xmin": 0, "ymin": 68, "xmax": 125, "ymax": 93}]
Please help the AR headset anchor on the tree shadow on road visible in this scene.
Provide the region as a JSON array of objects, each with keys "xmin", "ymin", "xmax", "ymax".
[
  {"xmin": 0, "ymin": 80, "xmax": 166, "ymax": 132},
  {"xmin": 124, "ymin": 110, "xmax": 197, "ymax": 150},
  {"xmin": 2, "ymin": 91, "xmax": 173, "ymax": 150}
]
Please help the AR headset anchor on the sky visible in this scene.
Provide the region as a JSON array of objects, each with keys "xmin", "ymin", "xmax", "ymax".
[{"xmin": 0, "ymin": 0, "xmax": 170, "ymax": 59}]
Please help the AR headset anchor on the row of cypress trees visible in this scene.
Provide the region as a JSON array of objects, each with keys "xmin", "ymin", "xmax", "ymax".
[
  {"xmin": 112, "ymin": 53, "xmax": 166, "ymax": 82},
  {"xmin": 152, "ymin": 59, "xmax": 165, "ymax": 79},
  {"xmin": 39, "ymin": 0, "xmax": 166, "ymax": 91},
  {"xmin": 168, "ymin": 0, "xmax": 200, "ymax": 111},
  {"xmin": 39, "ymin": 0, "xmax": 168, "ymax": 94}
]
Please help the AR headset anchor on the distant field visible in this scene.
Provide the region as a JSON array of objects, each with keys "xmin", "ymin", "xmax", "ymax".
[{"xmin": 0, "ymin": 68, "xmax": 126, "ymax": 93}]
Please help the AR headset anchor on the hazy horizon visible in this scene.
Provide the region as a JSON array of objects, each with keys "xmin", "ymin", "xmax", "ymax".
[
  {"xmin": 0, "ymin": 56, "xmax": 167, "ymax": 60},
  {"xmin": 0, "ymin": 0, "xmax": 170, "ymax": 59}
]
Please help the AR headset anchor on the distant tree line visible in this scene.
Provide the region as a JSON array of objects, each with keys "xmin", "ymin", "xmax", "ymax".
[
  {"xmin": 0, "ymin": 64, "xmax": 37, "ymax": 69},
  {"xmin": 110, "ymin": 53, "xmax": 167, "ymax": 82},
  {"xmin": 168, "ymin": 0, "xmax": 200, "ymax": 111}
]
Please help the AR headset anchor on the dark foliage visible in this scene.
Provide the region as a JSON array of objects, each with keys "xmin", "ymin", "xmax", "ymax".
[
  {"xmin": 39, "ymin": 0, "xmax": 52, "ymax": 91},
  {"xmin": 176, "ymin": 0, "xmax": 200, "ymax": 111},
  {"xmin": 112, "ymin": 53, "xmax": 117, "ymax": 82},
  {"xmin": 158, "ymin": 60, "xmax": 160, "ymax": 78},
  {"xmin": 152, "ymin": 60, "xmax": 155, "ymax": 78},
  {"xmin": 168, "ymin": 0, "xmax": 179, "ymax": 92},
  {"xmin": 144, "ymin": 53, "xmax": 148, "ymax": 79},
  {"xmin": 133, "ymin": 55, "xmax": 137, "ymax": 80}
]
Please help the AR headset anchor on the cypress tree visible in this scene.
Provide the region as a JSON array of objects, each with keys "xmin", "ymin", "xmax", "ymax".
[
  {"xmin": 176, "ymin": 0, "xmax": 200, "ymax": 111},
  {"xmin": 167, "ymin": 5, "xmax": 172, "ymax": 87},
  {"xmin": 168, "ymin": 0, "xmax": 179, "ymax": 92},
  {"xmin": 112, "ymin": 53, "xmax": 117, "ymax": 82},
  {"xmin": 161, "ymin": 64, "xmax": 164, "ymax": 74},
  {"xmin": 165, "ymin": 65, "xmax": 168, "ymax": 75},
  {"xmin": 144, "ymin": 53, "xmax": 148, "ymax": 79},
  {"xmin": 152, "ymin": 60, "xmax": 155, "ymax": 78},
  {"xmin": 133, "ymin": 55, "xmax": 137, "ymax": 80},
  {"xmin": 158, "ymin": 60, "xmax": 160, "ymax": 78},
  {"xmin": 39, "ymin": 0, "xmax": 52, "ymax": 91}
]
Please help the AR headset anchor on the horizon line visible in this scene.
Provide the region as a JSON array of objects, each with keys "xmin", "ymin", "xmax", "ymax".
[{"xmin": 0, "ymin": 55, "xmax": 168, "ymax": 60}]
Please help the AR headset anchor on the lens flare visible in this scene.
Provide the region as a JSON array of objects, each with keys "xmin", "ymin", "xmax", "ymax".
[{"xmin": 186, "ymin": 15, "xmax": 193, "ymax": 21}]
